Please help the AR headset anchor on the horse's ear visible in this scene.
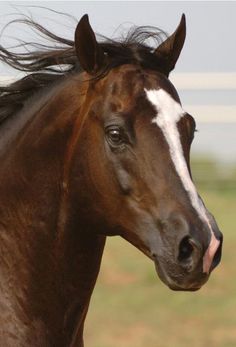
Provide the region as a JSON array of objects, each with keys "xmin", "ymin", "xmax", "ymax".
[
  {"xmin": 74, "ymin": 14, "xmax": 105, "ymax": 74},
  {"xmin": 155, "ymin": 14, "xmax": 186, "ymax": 76}
]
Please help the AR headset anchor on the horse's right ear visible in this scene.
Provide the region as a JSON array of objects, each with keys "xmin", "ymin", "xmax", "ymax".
[
  {"xmin": 154, "ymin": 14, "xmax": 186, "ymax": 76},
  {"xmin": 74, "ymin": 14, "xmax": 105, "ymax": 74}
]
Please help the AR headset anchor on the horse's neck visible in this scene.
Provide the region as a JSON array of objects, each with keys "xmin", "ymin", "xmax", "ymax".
[{"xmin": 0, "ymin": 78, "xmax": 106, "ymax": 346}]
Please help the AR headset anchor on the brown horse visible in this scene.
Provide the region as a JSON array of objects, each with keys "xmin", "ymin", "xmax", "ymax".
[{"xmin": 0, "ymin": 13, "xmax": 222, "ymax": 346}]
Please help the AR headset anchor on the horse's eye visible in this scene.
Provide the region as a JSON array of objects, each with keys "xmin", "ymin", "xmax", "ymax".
[
  {"xmin": 106, "ymin": 127, "xmax": 124, "ymax": 146},
  {"xmin": 185, "ymin": 114, "xmax": 196, "ymax": 141}
]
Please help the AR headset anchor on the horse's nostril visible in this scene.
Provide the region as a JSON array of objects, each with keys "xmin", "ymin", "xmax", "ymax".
[{"xmin": 178, "ymin": 236, "xmax": 194, "ymax": 262}]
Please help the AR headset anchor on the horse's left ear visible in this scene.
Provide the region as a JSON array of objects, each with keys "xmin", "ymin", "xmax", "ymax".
[
  {"xmin": 74, "ymin": 14, "xmax": 105, "ymax": 74},
  {"xmin": 155, "ymin": 14, "xmax": 186, "ymax": 76}
]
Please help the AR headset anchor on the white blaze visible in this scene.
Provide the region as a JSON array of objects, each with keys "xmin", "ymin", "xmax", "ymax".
[{"xmin": 145, "ymin": 88, "xmax": 220, "ymax": 273}]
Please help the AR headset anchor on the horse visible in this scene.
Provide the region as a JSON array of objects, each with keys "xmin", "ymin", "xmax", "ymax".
[{"xmin": 0, "ymin": 13, "xmax": 223, "ymax": 346}]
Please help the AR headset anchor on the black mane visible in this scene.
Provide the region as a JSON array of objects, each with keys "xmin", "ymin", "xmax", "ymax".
[{"xmin": 0, "ymin": 14, "xmax": 166, "ymax": 124}]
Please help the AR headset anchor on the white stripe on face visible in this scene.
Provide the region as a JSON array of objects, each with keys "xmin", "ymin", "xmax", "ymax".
[
  {"xmin": 145, "ymin": 88, "xmax": 219, "ymax": 273},
  {"xmin": 145, "ymin": 88, "xmax": 202, "ymax": 214}
]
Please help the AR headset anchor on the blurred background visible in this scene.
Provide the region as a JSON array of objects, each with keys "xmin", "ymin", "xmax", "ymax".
[{"xmin": 1, "ymin": 2, "xmax": 236, "ymax": 346}]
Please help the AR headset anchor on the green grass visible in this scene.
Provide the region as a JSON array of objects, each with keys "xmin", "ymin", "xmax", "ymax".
[{"xmin": 84, "ymin": 175, "xmax": 236, "ymax": 346}]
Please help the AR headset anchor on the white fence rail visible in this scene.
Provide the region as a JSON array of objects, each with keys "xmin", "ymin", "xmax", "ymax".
[
  {"xmin": 170, "ymin": 72, "xmax": 236, "ymax": 90},
  {"xmin": 171, "ymin": 73, "xmax": 236, "ymax": 123}
]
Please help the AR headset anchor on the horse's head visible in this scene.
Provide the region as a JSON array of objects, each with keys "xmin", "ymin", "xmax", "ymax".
[{"xmin": 71, "ymin": 15, "xmax": 222, "ymax": 291}]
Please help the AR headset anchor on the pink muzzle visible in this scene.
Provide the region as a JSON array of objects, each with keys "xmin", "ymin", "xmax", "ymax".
[{"xmin": 202, "ymin": 231, "xmax": 221, "ymax": 274}]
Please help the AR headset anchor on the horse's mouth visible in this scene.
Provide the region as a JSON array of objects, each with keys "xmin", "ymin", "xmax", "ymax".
[
  {"xmin": 154, "ymin": 260, "xmax": 207, "ymax": 292},
  {"xmin": 167, "ymin": 284, "xmax": 201, "ymax": 292}
]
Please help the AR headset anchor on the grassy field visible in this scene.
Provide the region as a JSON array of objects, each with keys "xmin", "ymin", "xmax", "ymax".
[{"xmin": 84, "ymin": 161, "xmax": 236, "ymax": 347}]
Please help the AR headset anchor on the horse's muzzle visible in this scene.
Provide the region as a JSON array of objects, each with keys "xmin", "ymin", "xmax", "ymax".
[{"xmin": 152, "ymin": 228, "xmax": 223, "ymax": 291}]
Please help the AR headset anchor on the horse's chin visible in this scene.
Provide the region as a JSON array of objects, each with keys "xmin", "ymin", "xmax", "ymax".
[
  {"xmin": 154, "ymin": 260, "xmax": 207, "ymax": 292},
  {"xmin": 167, "ymin": 284, "xmax": 201, "ymax": 292}
]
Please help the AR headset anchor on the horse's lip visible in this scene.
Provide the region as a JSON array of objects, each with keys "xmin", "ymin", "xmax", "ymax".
[
  {"xmin": 168, "ymin": 284, "xmax": 201, "ymax": 292},
  {"xmin": 154, "ymin": 260, "xmax": 204, "ymax": 292}
]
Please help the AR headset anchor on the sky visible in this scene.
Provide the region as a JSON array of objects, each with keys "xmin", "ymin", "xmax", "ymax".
[{"xmin": 0, "ymin": 1, "xmax": 235, "ymax": 73}]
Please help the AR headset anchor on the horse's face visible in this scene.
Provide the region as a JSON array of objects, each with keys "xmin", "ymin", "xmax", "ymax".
[
  {"xmin": 84, "ymin": 65, "xmax": 222, "ymax": 291},
  {"xmin": 74, "ymin": 15, "xmax": 222, "ymax": 291}
]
